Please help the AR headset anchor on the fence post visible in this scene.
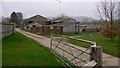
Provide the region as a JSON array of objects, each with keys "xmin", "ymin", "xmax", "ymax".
[
  {"xmin": 50, "ymin": 33, "xmax": 53, "ymax": 49},
  {"xmin": 90, "ymin": 46, "xmax": 102, "ymax": 68},
  {"xmin": 13, "ymin": 23, "xmax": 16, "ymax": 33}
]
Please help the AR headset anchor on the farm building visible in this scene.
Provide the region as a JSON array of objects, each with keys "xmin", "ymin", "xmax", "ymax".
[
  {"xmin": 24, "ymin": 15, "xmax": 102, "ymax": 34},
  {"xmin": 27, "ymin": 15, "xmax": 48, "ymax": 25},
  {"xmin": 24, "ymin": 22, "xmax": 42, "ymax": 30},
  {"xmin": 54, "ymin": 18, "xmax": 102, "ymax": 33},
  {"xmin": 54, "ymin": 18, "xmax": 86, "ymax": 34},
  {"xmin": 24, "ymin": 15, "xmax": 63, "ymax": 34},
  {"xmin": 79, "ymin": 21, "xmax": 102, "ymax": 32},
  {"xmin": 24, "ymin": 22, "xmax": 63, "ymax": 34}
]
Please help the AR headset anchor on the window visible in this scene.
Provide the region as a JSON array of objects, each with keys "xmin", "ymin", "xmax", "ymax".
[
  {"xmin": 33, "ymin": 25, "xmax": 36, "ymax": 27},
  {"xmin": 50, "ymin": 26, "xmax": 53, "ymax": 29}
]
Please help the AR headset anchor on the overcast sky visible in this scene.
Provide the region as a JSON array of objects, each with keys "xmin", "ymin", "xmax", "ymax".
[{"xmin": 0, "ymin": 0, "xmax": 119, "ymax": 19}]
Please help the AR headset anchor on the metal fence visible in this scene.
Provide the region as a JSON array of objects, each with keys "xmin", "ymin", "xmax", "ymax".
[{"xmin": 0, "ymin": 23, "xmax": 15, "ymax": 38}]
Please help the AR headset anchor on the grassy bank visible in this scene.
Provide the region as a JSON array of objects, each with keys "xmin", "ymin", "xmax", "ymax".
[{"xmin": 2, "ymin": 32, "xmax": 63, "ymax": 66}]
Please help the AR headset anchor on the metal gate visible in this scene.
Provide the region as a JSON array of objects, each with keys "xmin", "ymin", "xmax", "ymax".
[{"xmin": 50, "ymin": 33, "xmax": 102, "ymax": 67}]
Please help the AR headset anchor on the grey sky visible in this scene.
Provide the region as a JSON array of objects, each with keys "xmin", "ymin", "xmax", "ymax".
[{"xmin": 0, "ymin": 0, "xmax": 103, "ymax": 19}]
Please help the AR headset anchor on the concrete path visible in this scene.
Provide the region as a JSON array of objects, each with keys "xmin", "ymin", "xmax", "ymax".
[{"xmin": 16, "ymin": 28, "xmax": 119, "ymax": 66}]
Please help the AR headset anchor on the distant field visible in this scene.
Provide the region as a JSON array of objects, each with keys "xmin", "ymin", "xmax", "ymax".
[
  {"xmin": 2, "ymin": 32, "xmax": 63, "ymax": 66},
  {"xmin": 63, "ymin": 32, "xmax": 119, "ymax": 57}
]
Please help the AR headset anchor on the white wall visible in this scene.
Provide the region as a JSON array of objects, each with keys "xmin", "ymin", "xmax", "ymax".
[{"xmin": 63, "ymin": 24, "xmax": 75, "ymax": 33}]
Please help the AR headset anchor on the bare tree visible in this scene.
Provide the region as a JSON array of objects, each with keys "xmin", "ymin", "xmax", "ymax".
[
  {"xmin": 97, "ymin": 0, "xmax": 118, "ymax": 41},
  {"xmin": 118, "ymin": 1, "xmax": 120, "ymax": 34}
]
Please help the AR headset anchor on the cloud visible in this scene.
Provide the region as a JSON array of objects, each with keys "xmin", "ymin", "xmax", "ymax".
[
  {"xmin": 1, "ymin": 2, "xmax": 98, "ymax": 19},
  {"xmin": 2, "ymin": 0, "xmax": 101, "ymax": 2}
]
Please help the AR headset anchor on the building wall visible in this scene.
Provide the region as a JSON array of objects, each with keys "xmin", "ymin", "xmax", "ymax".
[
  {"xmin": 30, "ymin": 26, "xmax": 63, "ymax": 35},
  {"xmin": 63, "ymin": 24, "xmax": 85, "ymax": 33},
  {"xmin": 28, "ymin": 15, "xmax": 48, "ymax": 25},
  {"xmin": 80, "ymin": 23, "xmax": 101, "ymax": 29},
  {"xmin": 63, "ymin": 24, "xmax": 75, "ymax": 33},
  {"xmin": 79, "ymin": 23, "xmax": 102, "ymax": 32}
]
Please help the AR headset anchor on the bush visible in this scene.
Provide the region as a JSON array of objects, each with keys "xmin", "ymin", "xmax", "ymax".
[{"xmin": 101, "ymin": 24, "xmax": 118, "ymax": 41}]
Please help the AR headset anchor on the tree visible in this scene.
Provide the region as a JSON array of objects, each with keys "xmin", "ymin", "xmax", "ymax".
[
  {"xmin": 16, "ymin": 12, "xmax": 23, "ymax": 24},
  {"xmin": 97, "ymin": 0, "xmax": 118, "ymax": 41},
  {"xmin": 10, "ymin": 12, "xmax": 23, "ymax": 27},
  {"xmin": 10, "ymin": 12, "xmax": 18, "ymax": 24}
]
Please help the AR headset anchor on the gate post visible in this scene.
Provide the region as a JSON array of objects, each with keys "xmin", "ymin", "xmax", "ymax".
[{"xmin": 90, "ymin": 46, "xmax": 102, "ymax": 68}]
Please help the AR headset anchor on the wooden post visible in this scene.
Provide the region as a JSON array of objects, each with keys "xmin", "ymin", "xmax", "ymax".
[
  {"xmin": 13, "ymin": 23, "xmax": 16, "ymax": 34},
  {"xmin": 90, "ymin": 46, "xmax": 102, "ymax": 68},
  {"xmin": 50, "ymin": 33, "xmax": 53, "ymax": 49}
]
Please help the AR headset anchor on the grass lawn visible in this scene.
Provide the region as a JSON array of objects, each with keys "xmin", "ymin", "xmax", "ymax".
[
  {"xmin": 2, "ymin": 32, "xmax": 63, "ymax": 66},
  {"xmin": 0, "ymin": 38, "xmax": 2, "ymax": 67},
  {"xmin": 63, "ymin": 32, "xmax": 119, "ymax": 57}
]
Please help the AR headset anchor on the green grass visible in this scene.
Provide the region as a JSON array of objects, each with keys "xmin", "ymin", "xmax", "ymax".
[
  {"xmin": 68, "ymin": 39, "xmax": 90, "ymax": 48},
  {"xmin": 0, "ymin": 37, "xmax": 2, "ymax": 67},
  {"xmin": 2, "ymin": 32, "xmax": 63, "ymax": 66},
  {"xmin": 64, "ymin": 32, "xmax": 119, "ymax": 57}
]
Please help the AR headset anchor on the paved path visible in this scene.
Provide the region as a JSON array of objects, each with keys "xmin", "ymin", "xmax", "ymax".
[{"xmin": 16, "ymin": 28, "xmax": 119, "ymax": 66}]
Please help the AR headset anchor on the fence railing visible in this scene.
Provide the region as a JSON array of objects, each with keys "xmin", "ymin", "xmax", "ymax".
[
  {"xmin": 50, "ymin": 33, "xmax": 102, "ymax": 68},
  {"xmin": 0, "ymin": 23, "xmax": 15, "ymax": 38}
]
